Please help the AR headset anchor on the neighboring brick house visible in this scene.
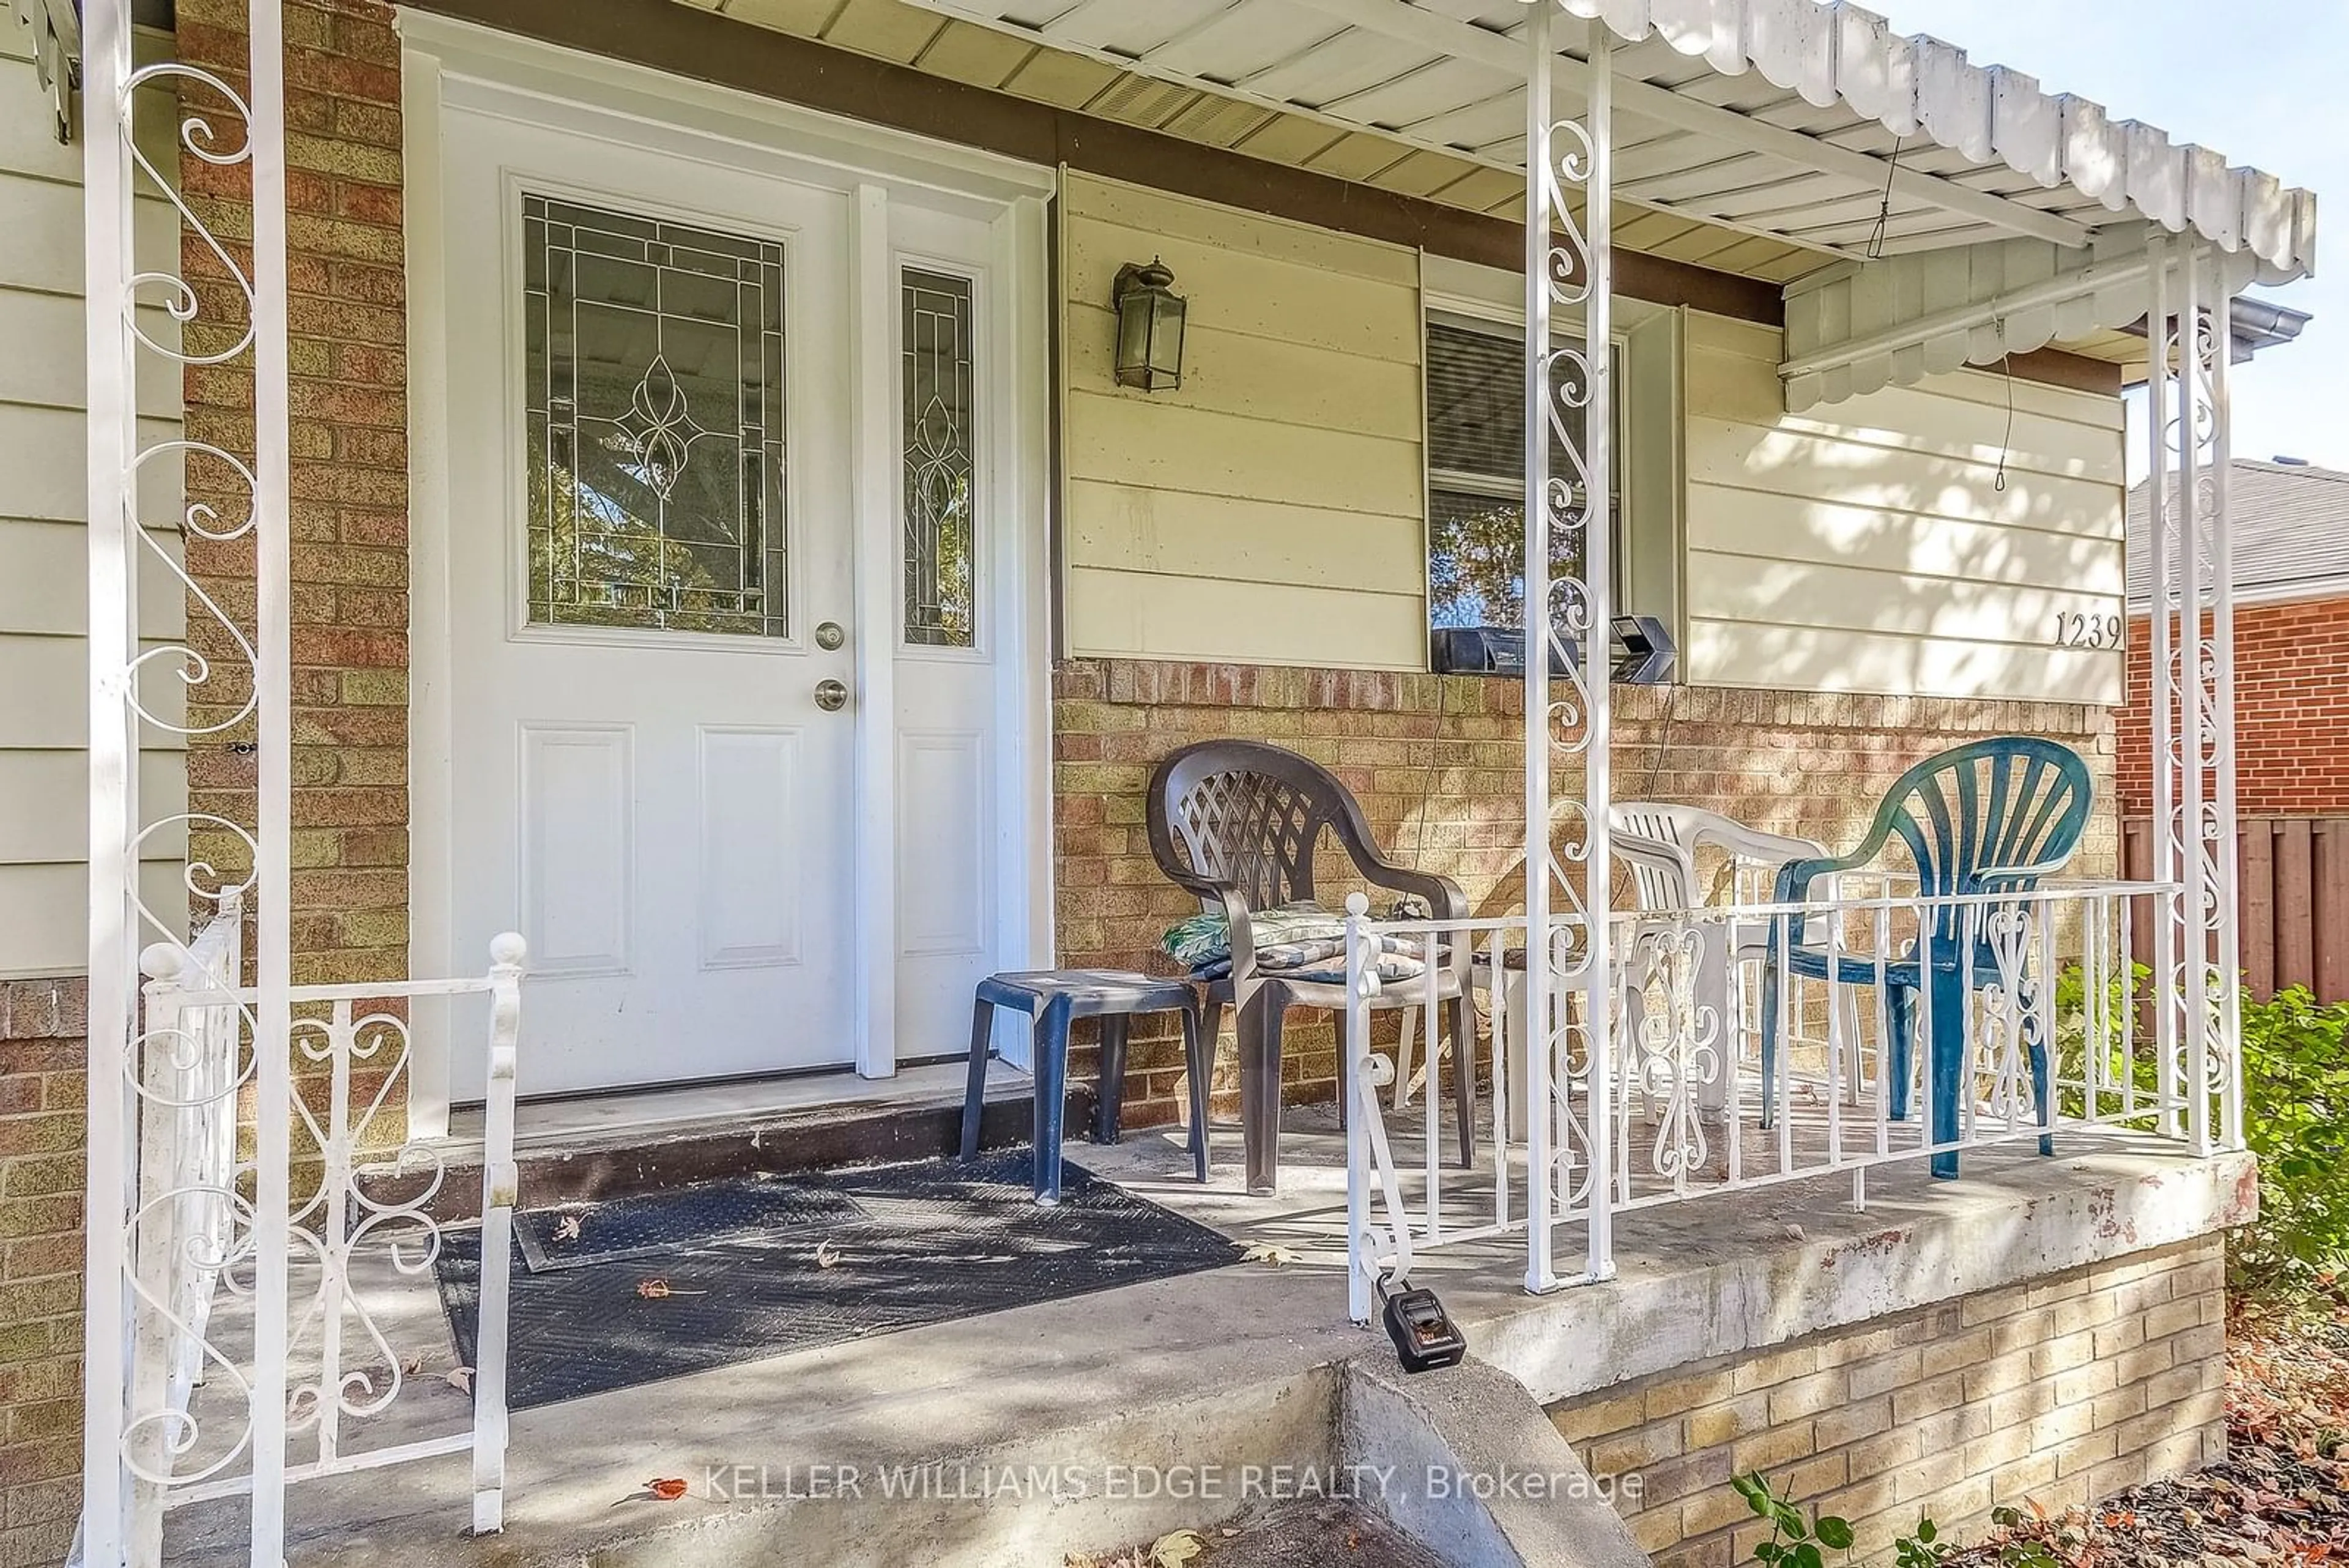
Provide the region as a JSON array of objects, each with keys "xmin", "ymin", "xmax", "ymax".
[{"xmin": 2118, "ymin": 458, "xmax": 2349, "ymax": 818}]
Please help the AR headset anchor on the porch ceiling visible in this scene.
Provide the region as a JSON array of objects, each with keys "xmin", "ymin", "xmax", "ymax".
[
  {"xmin": 681, "ymin": 0, "xmax": 1825, "ymax": 285},
  {"xmin": 699, "ymin": 0, "xmax": 2315, "ymax": 282}
]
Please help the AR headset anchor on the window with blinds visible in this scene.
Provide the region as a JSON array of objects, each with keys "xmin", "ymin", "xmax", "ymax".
[{"xmin": 1425, "ymin": 318, "xmax": 1621, "ymax": 636}]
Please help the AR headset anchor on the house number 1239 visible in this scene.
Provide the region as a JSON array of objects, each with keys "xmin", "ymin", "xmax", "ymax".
[{"xmin": 2052, "ymin": 612, "xmax": 2123, "ymax": 649}]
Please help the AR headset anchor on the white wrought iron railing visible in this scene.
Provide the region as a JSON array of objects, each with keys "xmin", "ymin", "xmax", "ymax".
[
  {"xmin": 109, "ymin": 935, "xmax": 527, "ymax": 1562},
  {"xmin": 121, "ymin": 898, "xmax": 242, "ymax": 1551},
  {"xmin": 1338, "ymin": 881, "xmax": 2240, "ymax": 1322}
]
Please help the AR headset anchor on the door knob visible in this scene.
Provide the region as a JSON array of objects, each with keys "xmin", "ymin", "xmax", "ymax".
[{"xmin": 814, "ymin": 678, "xmax": 849, "ymax": 712}]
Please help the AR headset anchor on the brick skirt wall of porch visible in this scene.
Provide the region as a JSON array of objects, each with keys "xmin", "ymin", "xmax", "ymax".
[
  {"xmin": 1551, "ymin": 1236, "xmax": 2226, "ymax": 1567},
  {"xmin": 1051, "ymin": 656, "xmax": 2119, "ymax": 1130}
]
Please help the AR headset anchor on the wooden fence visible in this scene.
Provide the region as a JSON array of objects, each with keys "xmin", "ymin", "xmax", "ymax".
[{"xmin": 2123, "ymin": 817, "xmax": 2349, "ymax": 1002}]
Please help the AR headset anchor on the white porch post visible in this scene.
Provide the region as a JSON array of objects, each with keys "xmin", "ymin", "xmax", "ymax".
[
  {"xmin": 1519, "ymin": 0, "xmax": 1556, "ymax": 1298},
  {"xmin": 2145, "ymin": 234, "xmax": 2245, "ymax": 1156},
  {"xmin": 83, "ymin": 2, "xmax": 294, "ymax": 1559},
  {"xmin": 2206, "ymin": 267, "xmax": 2244, "ymax": 1153},
  {"xmin": 2145, "ymin": 236, "xmax": 2181, "ymax": 1139},
  {"xmin": 1580, "ymin": 24, "xmax": 1615, "ymax": 1287},
  {"xmin": 1520, "ymin": 1, "xmax": 1614, "ymax": 1293},
  {"xmin": 248, "ymin": 1, "xmax": 296, "ymax": 1556},
  {"xmin": 2176, "ymin": 247, "xmax": 2211, "ymax": 1154},
  {"xmin": 80, "ymin": 0, "xmax": 135, "ymax": 1558}
]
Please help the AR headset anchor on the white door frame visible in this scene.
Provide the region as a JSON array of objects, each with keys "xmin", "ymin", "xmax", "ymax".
[{"xmin": 399, "ymin": 14, "xmax": 1056, "ymax": 1135}]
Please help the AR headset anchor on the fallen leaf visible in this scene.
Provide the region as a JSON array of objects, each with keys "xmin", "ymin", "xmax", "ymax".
[
  {"xmin": 445, "ymin": 1366, "xmax": 473, "ymax": 1394},
  {"xmin": 648, "ymin": 1477, "xmax": 689, "ymax": 1501},
  {"xmin": 1781, "ymin": 1222, "xmax": 1808, "ymax": 1242},
  {"xmin": 1242, "ymin": 1244, "xmax": 1301, "ymax": 1268},
  {"xmin": 1150, "ymin": 1529, "xmax": 1205, "ymax": 1568},
  {"xmin": 554, "ymin": 1213, "xmax": 584, "ymax": 1242},
  {"xmin": 637, "ymin": 1277, "xmax": 709, "ymax": 1299},
  {"xmin": 401, "ymin": 1352, "xmax": 425, "ymax": 1377},
  {"xmin": 816, "ymin": 1239, "xmax": 842, "ymax": 1270}
]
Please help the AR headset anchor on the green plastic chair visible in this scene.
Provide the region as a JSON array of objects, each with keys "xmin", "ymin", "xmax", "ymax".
[{"xmin": 1759, "ymin": 738, "xmax": 2095, "ymax": 1179}]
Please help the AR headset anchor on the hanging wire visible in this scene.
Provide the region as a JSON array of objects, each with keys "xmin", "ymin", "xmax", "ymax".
[
  {"xmin": 1865, "ymin": 135, "xmax": 1904, "ymax": 260},
  {"xmin": 1994, "ymin": 336, "xmax": 2017, "ymax": 492}
]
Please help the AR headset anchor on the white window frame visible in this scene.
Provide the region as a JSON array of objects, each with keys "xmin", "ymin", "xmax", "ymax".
[{"xmin": 1422, "ymin": 253, "xmax": 1685, "ymax": 670}]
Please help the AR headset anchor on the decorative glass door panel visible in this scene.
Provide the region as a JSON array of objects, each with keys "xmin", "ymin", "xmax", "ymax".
[
  {"xmin": 901, "ymin": 267, "xmax": 976, "ymax": 647},
  {"xmin": 523, "ymin": 195, "xmax": 788, "ymax": 637}
]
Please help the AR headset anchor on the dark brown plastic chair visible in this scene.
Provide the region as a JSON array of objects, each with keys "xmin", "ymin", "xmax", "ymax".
[{"xmin": 1146, "ymin": 740, "xmax": 1474, "ymax": 1194}]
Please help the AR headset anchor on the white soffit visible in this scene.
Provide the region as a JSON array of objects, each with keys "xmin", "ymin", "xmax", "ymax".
[
  {"xmin": 897, "ymin": 0, "xmax": 2317, "ymax": 278},
  {"xmin": 1779, "ymin": 227, "xmax": 2262, "ymax": 411},
  {"xmin": 1560, "ymin": 0, "xmax": 2315, "ymax": 277}
]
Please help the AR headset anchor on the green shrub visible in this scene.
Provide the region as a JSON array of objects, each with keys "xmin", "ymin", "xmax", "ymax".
[
  {"xmin": 2230, "ymin": 986, "xmax": 2349, "ymax": 1299},
  {"xmin": 2053, "ymin": 965, "xmax": 2348, "ymax": 1303}
]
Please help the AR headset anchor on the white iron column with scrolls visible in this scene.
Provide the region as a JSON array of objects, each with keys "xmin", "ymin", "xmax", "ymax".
[
  {"xmin": 2145, "ymin": 234, "xmax": 2246, "ymax": 1155},
  {"xmin": 1519, "ymin": 0, "xmax": 1616, "ymax": 1294},
  {"xmin": 83, "ymin": 0, "xmax": 293, "ymax": 1560}
]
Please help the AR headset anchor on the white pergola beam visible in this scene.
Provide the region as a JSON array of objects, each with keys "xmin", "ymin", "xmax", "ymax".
[
  {"xmin": 1778, "ymin": 253, "xmax": 2151, "ymax": 379},
  {"xmin": 1280, "ymin": 0, "xmax": 2095, "ymax": 250}
]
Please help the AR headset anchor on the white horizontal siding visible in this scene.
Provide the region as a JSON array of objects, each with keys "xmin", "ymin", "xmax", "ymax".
[
  {"xmin": 1682, "ymin": 311, "xmax": 2125, "ymax": 704},
  {"xmin": 0, "ymin": 861, "xmax": 198, "ymax": 980},
  {"xmin": 0, "ymin": 45, "xmax": 188, "ymax": 979},
  {"xmin": 1059, "ymin": 170, "xmax": 1426, "ymax": 669},
  {"xmin": 0, "ymin": 749, "xmax": 187, "ymax": 865}
]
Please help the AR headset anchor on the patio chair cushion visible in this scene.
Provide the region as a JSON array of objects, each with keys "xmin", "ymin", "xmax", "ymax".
[{"xmin": 1160, "ymin": 902, "xmax": 1428, "ymax": 984}]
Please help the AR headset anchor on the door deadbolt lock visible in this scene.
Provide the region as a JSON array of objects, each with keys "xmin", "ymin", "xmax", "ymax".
[
  {"xmin": 814, "ymin": 678, "xmax": 850, "ymax": 712},
  {"xmin": 813, "ymin": 620, "xmax": 846, "ymax": 651}
]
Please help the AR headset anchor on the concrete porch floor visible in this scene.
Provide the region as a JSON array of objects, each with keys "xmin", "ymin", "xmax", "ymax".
[{"xmin": 161, "ymin": 1099, "xmax": 2254, "ymax": 1567}]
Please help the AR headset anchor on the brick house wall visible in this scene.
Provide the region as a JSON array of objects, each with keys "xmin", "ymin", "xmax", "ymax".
[
  {"xmin": 0, "ymin": 979, "xmax": 89, "ymax": 1568},
  {"xmin": 177, "ymin": 0, "xmax": 411, "ymax": 1157},
  {"xmin": 2117, "ymin": 594, "xmax": 2349, "ymax": 816},
  {"xmin": 1551, "ymin": 1234, "xmax": 2227, "ymax": 1568},
  {"xmin": 177, "ymin": 0, "xmax": 410, "ymax": 996},
  {"xmin": 1055, "ymin": 658, "xmax": 2118, "ymax": 1129}
]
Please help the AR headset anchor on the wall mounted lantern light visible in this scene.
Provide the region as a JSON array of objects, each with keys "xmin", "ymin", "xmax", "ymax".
[{"xmin": 1111, "ymin": 257, "xmax": 1186, "ymax": 392}]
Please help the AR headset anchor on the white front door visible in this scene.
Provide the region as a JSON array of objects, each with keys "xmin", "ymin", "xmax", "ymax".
[{"xmin": 430, "ymin": 82, "xmax": 1040, "ymax": 1101}]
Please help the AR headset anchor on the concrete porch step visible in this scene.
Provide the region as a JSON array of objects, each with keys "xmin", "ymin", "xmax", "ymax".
[{"xmin": 407, "ymin": 1059, "xmax": 1089, "ymax": 1222}]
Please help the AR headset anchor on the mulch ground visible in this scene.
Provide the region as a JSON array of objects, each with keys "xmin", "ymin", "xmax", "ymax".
[
  {"xmin": 1069, "ymin": 1502, "xmax": 1449, "ymax": 1568},
  {"xmin": 1948, "ymin": 1304, "xmax": 2349, "ymax": 1568}
]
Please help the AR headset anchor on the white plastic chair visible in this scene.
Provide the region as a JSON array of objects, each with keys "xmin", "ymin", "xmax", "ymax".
[{"xmin": 1396, "ymin": 804, "xmax": 1828, "ymax": 1121}]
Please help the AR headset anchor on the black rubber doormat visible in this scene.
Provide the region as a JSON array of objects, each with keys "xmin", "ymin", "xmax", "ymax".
[
  {"xmin": 434, "ymin": 1151, "xmax": 1243, "ymax": 1409},
  {"xmin": 511, "ymin": 1180, "xmax": 870, "ymax": 1276}
]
